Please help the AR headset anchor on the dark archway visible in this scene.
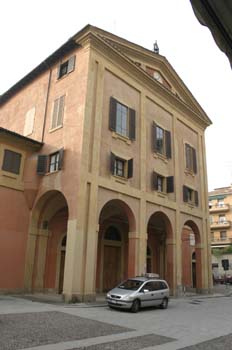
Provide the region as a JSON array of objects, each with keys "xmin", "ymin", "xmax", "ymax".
[
  {"xmin": 181, "ymin": 220, "xmax": 202, "ymax": 291},
  {"xmin": 147, "ymin": 211, "xmax": 174, "ymax": 290},
  {"xmin": 96, "ymin": 199, "xmax": 136, "ymax": 292},
  {"xmin": 27, "ymin": 190, "xmax": 69, "ymax": 294}
]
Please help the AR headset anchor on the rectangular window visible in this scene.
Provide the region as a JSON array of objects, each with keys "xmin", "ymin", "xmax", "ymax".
[
  {"xmin": 219, "ymin": 215, "xmax": 226, "ymax": 223},
  {"xmin": 183, "ymin": 185, "xmax": 198, "ymax": 206},
  {"xmin": 49, "ymin": 152, "xmax": 60, "ymax": 173},
  {"xmin": 116, "ymin": 102, "xmax": 128, "ymax": 137},
  {"xmin": 152, "ymin": 122, "xmax": 171, "ymax": 158},
  {"xmin": 37, "ymin": 148, "xmax": 64, "ymax": 175},
  {"xmin": 156, "ymin": 126, "xmax": 164, "ymax": 154},
  {"xmin": 152, "ymin": 172, "xmax": 174, "ymax": 193},
  {"xmin": 218, "ymin": 199, "xmax": 224, "ymax": 207},
  {"xmin": 109, "ymin": 97, "xmax": 136, "ymax": 140},
  {"xmin": 2, "ymin": 149, "xmax": 21, "ymax": 174},
  {"xmin": 185, "ymin": 143, "xmax": 197, "ymax": 173},
  {"xmin": 114, "ymin": 158, "xmax": 126, "ymax": 177},
  {"xmin": 57, "ymin": 56, "xmax": 76, "ymax": 79},
  {"xmin": 220, "ymin": 231, "xmax": 227, "ymax": 241},
  {"xmin": 110, "ymin": 152, "xmax": 133, "ymax": 179},
  {"xmin": 51, "ymin": 95, "xmax": 65, "ymax": 129}
]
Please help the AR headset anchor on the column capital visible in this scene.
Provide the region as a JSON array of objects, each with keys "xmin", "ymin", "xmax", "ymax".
[{"xmin": 129, "ymin": 232, "xmax": 140, "ymax": 239}]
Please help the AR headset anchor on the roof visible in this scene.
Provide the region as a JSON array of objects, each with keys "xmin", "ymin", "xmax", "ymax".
[
  {"xmin": 0, "ymin": 39, "xmax": 80, "ymax": 105},
  {"xmin": 0, "ymin": 127, "xmax": 43, "ymax": 149},
  {"xmin": 0, "ymin": 24, "xmax": 211, "ymax": 127},
  {"xmin": 190, "ymin": 0, "xmax": 232, "ymax": 68},
  {"xmin": 209, "ymin": 186, "xmax": 232, "ymax": 197}
]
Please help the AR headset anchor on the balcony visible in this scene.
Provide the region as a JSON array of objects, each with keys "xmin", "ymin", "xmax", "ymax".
[
  {"xmin": 210, "ymin": 220, "xmax": 231, "ymax": 229},
  {"xmin": 211, "ymin": 237, "xmax": 232, "ymax": 245},
  {"xmin": 209, "ymin": 204, "xmax": 230, "ymax": 213}
]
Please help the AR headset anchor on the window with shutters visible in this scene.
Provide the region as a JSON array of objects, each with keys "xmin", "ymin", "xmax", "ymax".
[
  {"xmin": 2, "ymin": 149, "xmax": 22, "ymax": 175},
  {"xmin": 185, "ymin": 143, "xmax": 197, "ymax": 174},
  {"xmin": 183, "ymin": 185, "xmax": 199, "ymax": 206},
  {"xmin": 57, "ymin": 56, "xmax": 76, "ymax": 79},
  {"xmin": 37, "ymin": 148, "xmax": 64, "ymax": 175},
  {"xmin": 152, "ymin": 171, "xmax": 174, "ymax": 193},
  {"xmin": 109, "ymin": 97, "xmax": 136, "ymax": 140},
  {"xmin": 51, "ymin": 95, "xmax": 65, "ymax": 130},
  {"xmin": 110, "ymin": 152, "xmax": 133, "ymax": 179},
  {"xmin": 152, "ymin": 122, "xmax": 171, "ymax": 158}
]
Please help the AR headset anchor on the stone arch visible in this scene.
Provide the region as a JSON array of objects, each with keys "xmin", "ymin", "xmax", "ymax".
[
  {"xmin": 147, "ymin": 211, "xmax": 174, "ymax": 290},
  {"xmin": 24, "ymin": 190, "xmax": 69, "ymax": 293},
  {"xmin": 181, "ymin": 220, "xmax": 202, "ymax": 291},
  {"xmin": 96, "ymin": 199, "xmax": 136, "ymax": 292}
]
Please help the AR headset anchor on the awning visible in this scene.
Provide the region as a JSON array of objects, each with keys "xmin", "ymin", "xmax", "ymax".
[{"xmin": 190, "ymin": 0, "xmax": 232, "ymax": 68}]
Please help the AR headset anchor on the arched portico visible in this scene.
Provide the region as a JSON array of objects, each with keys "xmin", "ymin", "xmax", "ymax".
[
  {"xmin": 181, "ymin": 220, "xmax": 202, "ymax": 292},
  {"xmin": 96, "ymin": 199, "xmax": 136, "ymax": 292},
  {"xmin": 147, "ymin": 211, "xmax": 174, "ymax": 291},
  {"xmin": 24, "ymin": 190, "xmax": 69, "ymax": 294}
]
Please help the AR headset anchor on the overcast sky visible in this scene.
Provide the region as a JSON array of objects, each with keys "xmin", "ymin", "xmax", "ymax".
[{"xmin": 0, "ymin": 0, "xmax": 231, "ymax": 191}]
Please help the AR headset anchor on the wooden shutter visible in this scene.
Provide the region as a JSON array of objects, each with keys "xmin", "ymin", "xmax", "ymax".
[
  {"xmin": 52, "ymin": 98, "xmax": 59, "ymax": 129},
  {"xmin": 195, "ymin": 191, "xmax": 199, "ymax": 206},
  {"xmin": 127, "ymin": 158, "xmax": 133, "ymax": 178},
  {"xmin": 58, "ymin": 148, "xmax": 64, "ymax": 170},
  {"xmin": 129, "ymin": 108, "xmax": 136, "ymax": 140},
  {"xmin": 183, "ymin": 185, "xmax": 188, "ymax": 202},
  {"xmin": 110, "ymin": 152, "xmax": 116, "ymax": 175},
  {"xmin": 109, "ymin": 97, "xmax": 117, "ymax": 131},
  {"xmin": 166, "ymin": 176, "xmax": 174, "ymax": 193},
  {"xmin": 152, "ymin": 171, "xmax": 158, "ymax": 190},
  {"xmin": 152, "ymin": 122, "xmax": 158, "ymax": 152},
  {"xmin": 192, "ymin": 148, "xmax": 197, "ymax": 174},
  {"xmin": 67, "ymin": 55, "xmax": 76, "ymax": 73},
  {"xmin": 37, "ymin": 155, "xmax": 48, "ymax": 175},
  {"xmin": 57, "ymin": 95, "xmax": 65, "ymax": 127},
  {"xmin": 165, "ymin": 130, "xmax": 172, "ymax": 158}
]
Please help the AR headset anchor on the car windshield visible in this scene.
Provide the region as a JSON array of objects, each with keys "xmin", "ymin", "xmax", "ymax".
[{"xmin": 118, "ymin": 279, "xmax": 143, "ymax": 290}]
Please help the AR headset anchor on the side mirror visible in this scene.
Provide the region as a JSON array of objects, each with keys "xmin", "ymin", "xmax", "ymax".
[{"xmin": 143, "ymin": 289, "xmax": 149, "ymax": 293}]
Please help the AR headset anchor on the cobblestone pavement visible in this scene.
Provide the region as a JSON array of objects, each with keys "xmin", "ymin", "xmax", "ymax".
[{"xmin": 0, "ymin": 286, "xmax": 232, "ymax": 350}]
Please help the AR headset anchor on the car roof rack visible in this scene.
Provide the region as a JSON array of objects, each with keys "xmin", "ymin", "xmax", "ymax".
[{"xmin": 136, "ymin": 273, "xmax": 160, "ymax": 279}]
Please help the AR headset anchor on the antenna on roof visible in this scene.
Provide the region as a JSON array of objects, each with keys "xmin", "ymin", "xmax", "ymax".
[{"xmin": 153, "ymin": 41, "xmax": 159, "ymax": 54}]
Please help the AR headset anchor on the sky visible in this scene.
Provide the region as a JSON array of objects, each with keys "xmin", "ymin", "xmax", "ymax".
[{"xmin": 0, "ymin": 0, "xmax": 231, "ymax": 191}]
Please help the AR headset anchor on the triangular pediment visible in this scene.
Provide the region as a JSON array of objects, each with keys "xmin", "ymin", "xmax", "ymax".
[{"xmin": 83, "ymin": 26, "xmax": 211, "ymax": 125}]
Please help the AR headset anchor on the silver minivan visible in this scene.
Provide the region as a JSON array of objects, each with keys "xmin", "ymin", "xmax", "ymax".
[{"xmin": 106, "ymin": 276, "xmax": 169, "ymax": 312}]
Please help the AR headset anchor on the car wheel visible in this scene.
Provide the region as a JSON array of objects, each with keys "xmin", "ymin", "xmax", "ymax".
[
  {"xmin": 131, "ymin": 299, "xmax": 140, "ymax": 313},
  {"xmin": 160, "ymin": 298, "xmax": 168, "ymax": 309}
]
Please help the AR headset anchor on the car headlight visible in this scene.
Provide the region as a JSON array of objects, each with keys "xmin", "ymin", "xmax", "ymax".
[
  {"xmin": 106, "ymin": 293, "xmax": 111, "ymax": 298},
  {"xmin": 122, "ymin": 295, "xmax": 134, "ymax": 301}
]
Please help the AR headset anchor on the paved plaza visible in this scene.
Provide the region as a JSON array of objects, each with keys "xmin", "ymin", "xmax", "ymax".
[{"xmin": 0, "ymin": 285, "xmax": 232, "ymax": 350}]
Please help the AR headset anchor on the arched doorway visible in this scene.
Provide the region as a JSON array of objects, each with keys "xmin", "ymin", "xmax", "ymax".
[
  {"xmin": 102, "ymin": 226, "xmax": 122, "ymax": 291},
  {"xmin": 25, "ymin": 190, "xmax": 69, "ymax": 294},
  {"xmin": 96, "ymin": 199, "xmax": 136, "ymax": 292},
  {"xmin": 147, "ymin": 212, "xmax": 174, "ymax": 290},
  {"xmin": 181, "ymin": 221, "xmax": 202, "ymax": 291}
]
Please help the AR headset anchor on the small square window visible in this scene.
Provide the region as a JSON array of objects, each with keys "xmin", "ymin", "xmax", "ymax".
[
  {"xmin": 114, "ymin": 158, "xmax": 126, "ymax": 177},
  {"xmin": 2, "ymin": 149, "xmax": 21, "ymax": 174},
  {"xmin": 57, "ymin": 56, "xmax": 76, "ymax": 79}
]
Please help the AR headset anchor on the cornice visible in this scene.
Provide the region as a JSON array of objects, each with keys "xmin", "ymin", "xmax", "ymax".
[{"xmin": 75, "ymin": 30, "xmax": 211, "ymax": 130}]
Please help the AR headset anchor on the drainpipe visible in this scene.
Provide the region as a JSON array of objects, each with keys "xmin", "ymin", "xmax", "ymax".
[{"xmin": 41, "ymin": 63, "xmax": 52, "ymax": 143}]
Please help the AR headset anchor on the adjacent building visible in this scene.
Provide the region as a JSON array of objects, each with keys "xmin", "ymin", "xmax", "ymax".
[
  {"xmin": 0, "ymin": 25, "xmax": 212, "ymax": 301},
  {"xmin": 209, "ymin": 186, "xmax": 232, "ymax": 278}
]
